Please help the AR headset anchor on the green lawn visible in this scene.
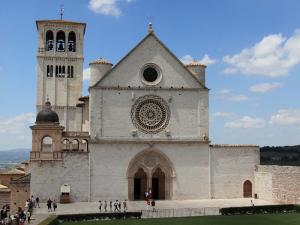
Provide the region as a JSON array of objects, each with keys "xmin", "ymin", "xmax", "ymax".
[{"xmin": 61, "ymin": 213, "xmax": 300, "ymax": 225}]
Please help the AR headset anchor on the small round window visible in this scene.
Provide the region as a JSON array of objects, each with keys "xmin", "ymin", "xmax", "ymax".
[
  {"xmin": 140, "ymin": 64, "xmax": 162, "ymax": 86},
  {"xmin": 143, "ymin": 67, "xmax": 158, "ymax": 82}
]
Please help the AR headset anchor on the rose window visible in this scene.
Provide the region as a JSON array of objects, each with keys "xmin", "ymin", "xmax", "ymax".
[{"xmin": 131, "ymin": 95, "xmax": 170, "ymax": 133}]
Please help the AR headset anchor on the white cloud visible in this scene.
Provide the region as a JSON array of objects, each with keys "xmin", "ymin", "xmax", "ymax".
[
  {"xmin": 270, "ymin": 109, "xmax": 300, "ymax": 125},
  {"xmin": 83, "ymin": 68, "xmax": 90, "ymax": 81},
  {"xmin": 228, "ymin": 94, "xmax": 248, "ymax": 102},
  {"xmin": 216, "ymin": 89, "xmax": 248, "ymax": 102},
  {"xmin": 225, "ymin": 116, "xmax": 266, "ymax": 128},
  {"xmin": 213, "ymin": 112, "xmax": 234, "ymax": 118},
  {"xmin": 88, "ymin": 0, "xmax": 135, "ymax": 17},
  {"xmin": 180, "ymin": 54, "xmax": 217, "ymax": 66},
  {"xmin": 250, "ymin": 82, "xmax": 283, "ymax": 93},
  {"xmin": 223, "ymin": 29, "xmax": 300, "ymax": 77},
  {"xmin": 0, "ymin": 113, "xmax": 35, "ymax": 134},
  {"xmin": 218, "ymin": 89, "xmax": 232, "ymax": 94}
]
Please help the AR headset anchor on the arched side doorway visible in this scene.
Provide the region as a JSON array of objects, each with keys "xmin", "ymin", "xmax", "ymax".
[
  {"xmin": 243, "ymin": 180, "xmax": 252, "ymax": 198},
  {"xmin": 127, "ymin": 149, "xmax": 175, "ymax": 201}
]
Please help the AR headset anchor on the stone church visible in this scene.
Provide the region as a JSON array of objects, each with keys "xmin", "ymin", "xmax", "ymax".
[{"xmin": 30, "ymin": 19, "xmax": 260, "ymax": 202}]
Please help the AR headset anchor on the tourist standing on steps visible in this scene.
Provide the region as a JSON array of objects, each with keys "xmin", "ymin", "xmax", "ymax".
[
  {"xmin": 109, "ymin": 201, "xmax": 112, "ymax": 211},
  {"xmin": 53, "ymin": 200, "xmax": 57, "ymax": 212},
  {"xmin": 104, "ymin": 200, "xmax": 107, "ymax": 212},
  {"xmin": 35, "ymin": 197, "xmax": 40, "ymax": 208},
  {"xmin": 98, "ymin": 200, "xmax": 102, "ymax": 212},
  {"xmin": 47, "ymin": 199, "xmax": 52, "ymax": 212}
]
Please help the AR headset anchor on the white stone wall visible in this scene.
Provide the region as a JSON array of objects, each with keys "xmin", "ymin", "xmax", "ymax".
[
  {"xmin": 30, "ymin": 152, "xmax": 89, "ymax": 202},
  {"xmin": 255, "ymin": 165, "xmax": 300, "ymax": 204},
  {"xmin": 89, "ymin": 142, "xmax": 210, "ymax": 201},
  {"xmin": 210, "ymin": 145, "xmax": 260, "ymax": 199},
  {"xmin": 90, "ymin": 89, "xmax": 208, "ymax": 140},
  {"xmin": 254, "ymin": 170, "xmax": 272, "ymax": 201}
]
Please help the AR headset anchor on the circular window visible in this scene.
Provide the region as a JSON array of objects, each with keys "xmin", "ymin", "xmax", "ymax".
[
  {"xmin": 140, "ymin": 64, "xmax": 162, "ymax": 86},
  {"xmin": 143, "ymin": 67, "xmax": 158, "ymax": 82},
  {"xmin": 131, "ymin": 95, "xmax": 170, "ymax": 134}
]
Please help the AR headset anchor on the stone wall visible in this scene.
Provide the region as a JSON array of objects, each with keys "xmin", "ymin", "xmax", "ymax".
[
  {"xmin": 10, "ymin": 183, "xmax": 30, "ymax": 213},
  {"xmin": 89, "ymin": 142, "xmax": 210, "ymax": 201},
  {"xmin": 210, "ymin": 145, "xmax": 260, "ymax": 199},
  {"xmin": 255, "ymin": 165, "xmax": 300, "ymax": 204},
  {"xmin": 0, "ymin": 190, "xmax": 10, "ymax": 209},
  {"xmin": 30, "ymin": 151, "xmax": 89, "ymax": 202}
]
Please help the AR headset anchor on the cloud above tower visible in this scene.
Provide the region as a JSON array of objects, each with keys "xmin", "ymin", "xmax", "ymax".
[{"xmin": 88, "ymin": 0, "xmax": 135, "ymax": 17}]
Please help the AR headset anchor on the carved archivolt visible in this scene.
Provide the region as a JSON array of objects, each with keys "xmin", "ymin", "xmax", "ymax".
[{"xmin": 127, "ymin": 149, "xmax": 175, "ymax": 178}]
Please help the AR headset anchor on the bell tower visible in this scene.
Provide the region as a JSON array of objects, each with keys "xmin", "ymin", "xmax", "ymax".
[{"xmin": 36, "ymin": 19, "xmax": 86, "ymax": 131}]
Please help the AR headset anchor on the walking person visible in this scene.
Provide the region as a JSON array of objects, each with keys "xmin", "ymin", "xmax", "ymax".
[
  {"xmin": 98, "ymin": 200, "xmax": 103, "ymax": 212},
  {"xmin": 35, "ymin": 197, "xmax": 40, "ymax": 208},
  {"xmin": 47, "ymin": 199, "xmax": 52, "ymax": 212},
  {"xmin": 104, "ymin": 200, "xmax": 107, "ymax": 212},
  {"xmin": 118, "ymin": 201, "xmax": 121, "ymax": 212},
  {"xmin": 114, "ymin": 200, "xmax": 118, "ymax": 212},
  {"xmin": 26, "ymin": 211, "xmax": 31, "ymax": 223},
  {"xmin": 123, "ymin": 200, "xmax": 127, "ymax": 212},
  {"xmin": 53, "ymin": 200, "xmax": 57, "ymax": 212},
  {"xmin": 109, "ymin": 201, "xmax": 112, "ymax": 212}
]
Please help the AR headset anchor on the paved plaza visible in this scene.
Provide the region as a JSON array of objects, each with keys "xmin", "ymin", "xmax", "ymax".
[{"xmin": 30, "ymin": 198, "xmax": 275, "ymax": 224}]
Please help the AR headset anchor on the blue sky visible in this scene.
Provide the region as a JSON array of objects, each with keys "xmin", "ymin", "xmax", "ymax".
[{"xmin": 0, "ymin": 0, "xmax": 300, "ymax": 150}]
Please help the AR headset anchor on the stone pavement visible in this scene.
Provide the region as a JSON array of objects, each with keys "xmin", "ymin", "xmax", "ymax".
[{"xmin": 30, "ymin": 198, "xmax": 275, "ymax": 224}]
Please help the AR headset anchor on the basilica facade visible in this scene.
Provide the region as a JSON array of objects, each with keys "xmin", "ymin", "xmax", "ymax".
[{"xmin": 30, "ymin": 19, "xmax": 259, "ymax": 202}]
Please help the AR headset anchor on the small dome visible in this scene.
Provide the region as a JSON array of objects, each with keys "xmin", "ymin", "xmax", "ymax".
[
  {"xmin": 36, "ymin": 101, "xmax": 59, "ymax": 124},
  {"xmin": 89, "ymin": 58, "xmax": 112, "ymax": 65}
]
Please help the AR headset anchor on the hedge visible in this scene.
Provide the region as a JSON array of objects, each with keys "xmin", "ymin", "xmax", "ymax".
[{"xmin": 220, "ymin": 204, "xmax": 300, "ymax": 215}]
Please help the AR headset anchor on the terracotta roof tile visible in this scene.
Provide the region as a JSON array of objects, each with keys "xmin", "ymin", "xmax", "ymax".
[
  {"xmin": 185, "ymin": 61, "xmax": 207, "ymax": 68},
  {"xmin": 89, "ymin": 58, "xmax": 113, "ymax": 65}
]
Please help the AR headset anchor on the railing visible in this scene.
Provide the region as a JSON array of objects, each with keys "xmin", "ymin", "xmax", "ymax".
[{"xmin": 141, "ymin": 207, "xmax": 220, "ymax": 218}]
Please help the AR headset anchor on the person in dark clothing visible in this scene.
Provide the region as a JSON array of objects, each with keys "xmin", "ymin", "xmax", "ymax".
[
  {"xmin": 47, "ymin": 199, "xmax": 52, "ymax": 212},
  {"xmin": 151, "ymin": 200, "xmax": 156, "ymax": 212},
  {"xmin": 36, "ymin": 197, "xmax": 40, "ymax": 208},
  {"xmin": 109, "ymin": 201, "xmax": 113, "ymax": 211}
]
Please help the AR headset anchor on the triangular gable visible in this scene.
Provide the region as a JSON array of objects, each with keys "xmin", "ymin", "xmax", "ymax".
[{"xmin": 92, "ymin": 32, "xmax": 208, "ymax": 89}]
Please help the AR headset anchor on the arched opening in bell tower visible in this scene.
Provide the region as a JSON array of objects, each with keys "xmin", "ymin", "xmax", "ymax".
[
  {"xmin": 68, "ymin": 32, "xmax": 76, "ymax": 52},
  {"xmin": 56, "ymin": 31, "xmax": 66, "ymax": 52},
  {"xmin": 46, "ymin": 30, "xmax": 54, "ymax": 51}
]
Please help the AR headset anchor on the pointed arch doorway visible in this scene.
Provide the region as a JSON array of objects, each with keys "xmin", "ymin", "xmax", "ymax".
[{"xmin": 127, "ymin": 149, "xmax": 175, "ymax": 200}]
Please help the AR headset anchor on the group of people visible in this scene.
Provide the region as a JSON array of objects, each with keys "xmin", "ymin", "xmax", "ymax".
[
  {"xmin": 0, "ymin": 206, "xmax": 30, "ymax": 225},
  {"xmin": 98, "ymin": 200, "xmax": 127, "ymax": 212},
  {"xmin": 0, "ymin": 205, "xmax": 10, "ymax": 224},
  {"xmin": 46, "ymin": 199, "xmax": 57, "ymax": 212},
  {"xmin": 144, "ymin": 189, "xmax": 156, "ymax": 211}
]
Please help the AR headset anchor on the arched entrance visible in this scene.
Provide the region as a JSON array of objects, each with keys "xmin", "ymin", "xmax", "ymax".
[
  {"xmin": 243, "ymin": 180, "xmax": 252, "ymax": 198},
  {"xmin": 152, "ymin": 168, "xmax": 165, "ymax": 199},
  {"xmin": 127, "ymin": 149, "xmax": 175, "ymax": 200},
  {"xmin": 134, "ymin": 168, "xmax": 147, "ymax": 200}
]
